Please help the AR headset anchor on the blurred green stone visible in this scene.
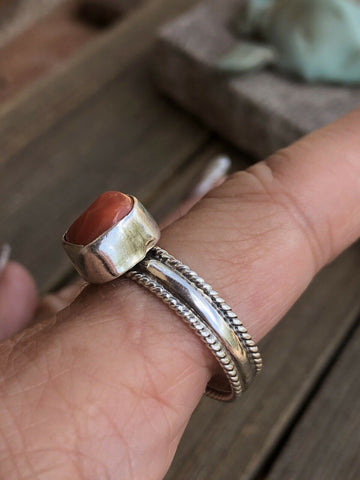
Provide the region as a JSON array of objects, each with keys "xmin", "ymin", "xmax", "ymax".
[{"xmin": 221, "ymin": 0, "xmax": 360, "ymax": 84}]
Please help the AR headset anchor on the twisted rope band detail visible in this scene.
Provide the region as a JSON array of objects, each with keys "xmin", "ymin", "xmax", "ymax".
[{"xmin": 128, "ymin": 247, "xmax": 262, "ymax": 401}]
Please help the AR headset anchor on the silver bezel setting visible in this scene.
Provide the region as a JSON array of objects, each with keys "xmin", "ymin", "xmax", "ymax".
[{"xmin": 62, "ymin": 196, "xmax": 160, "ymax": 284}]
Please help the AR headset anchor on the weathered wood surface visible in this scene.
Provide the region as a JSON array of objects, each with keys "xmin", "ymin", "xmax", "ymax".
[
  {"xmin": 0, "ymin": 1, "xmax": 97, "ymax": 103},
  {"xmin": 0, "ymin": 0, "xmax": 145, "ymax": 48},
  {"xmin": 0, "ymin": 0, "xmax": 156, "ymax": 102},
  {"xmin": 0, "ymin": 0, "xmax": 68, "ymax": 47},
  {"xmin": 0, "ymin": 58, "xmax": 208, "ymax": 291},
  {"xmin": 267, "ymin": 322, "xmax": 360, "ymax": 480},
  {"xmin": 153, "ymin": 0, "xmax": 360, "ymax": 159},
  {"xmin": 0, "ymin": 1, "xmax": 359, "ymax": 479},
  {"xmin": 0, "ymin": 0, "xmax": 202, "ymax": 164},
  {"xmin": 0, "ymin": 0, "xmax": 206, "ymax": 291},
  {"xmin": 149, "ymin": 140, "xmax": 239, "ymax": 221},
  {"xmin": 165, "ymin": 244, "xmax": 360, "ymax": 479}
]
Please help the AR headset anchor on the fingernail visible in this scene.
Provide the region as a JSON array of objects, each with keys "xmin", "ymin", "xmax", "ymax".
[
  {"xmin": 0, "ymin": 243, "xmax": 11, "ymax": 276},
  {"xmin": 191, "ymin": 155, "xmax": 232, "ymax": 198}
]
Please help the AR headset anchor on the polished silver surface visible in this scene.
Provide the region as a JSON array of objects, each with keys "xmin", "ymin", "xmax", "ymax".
[
  {"xmin": 129, "ymin": 247, "xmax": 262, "ymax": 401},
  {"xmin": 62, "ymin": 194, "xmax": 262, "ymax": 401},
  {"xmin": 62, "ymin": 196, "xmax": 160, "ymax": 284},
  {"xmin": 144, "ymin": 258, "xmax": 253, "ymax": 385},
  {"xmin": 128, "ymin": 267, "xmax": 243, "ymax": 400}
]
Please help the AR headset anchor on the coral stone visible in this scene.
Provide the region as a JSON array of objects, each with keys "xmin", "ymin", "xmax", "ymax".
[{"xmin": 66, "ymin": 191, "xmax": 133, "ymax": 245}]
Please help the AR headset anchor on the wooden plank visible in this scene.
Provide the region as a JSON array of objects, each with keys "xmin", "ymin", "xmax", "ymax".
[
  {"xmin": 1, "ymin": 5, "xmax": 358, "ymax": 479},
  {"xmin": 0, "ymin": 1, "xmax": 98, "ymax": 103},
  {"xmin": 149, "ymin": 140, "xmax": 250, "ymax": 222},
  {"xmin": 48, "ymin": 138, "xmax": 240, "ymax": 292},
  {"xmin": 153, "ymin": 0, "xmax": 360, "ymax": 159},
  {"xmin": 0, "ymin": 0, "xmax": 68, "ymax": 47},
  {"xmin": 0, "ymin": 56, "xmax": 208, "ymax": 291},
  {"xmin": 165, "ymin": 243, "xmax": 360, "ymax": 480},
  {"xmin": 266, "ymin": 322, "xmax": 360, "ymax": 480},
  {"xmin": 149, "ymin": 141, "xmax": 224, "ymax": 221},
  {"xmin": 0, "ymin": 0, "xmax": 209, "ymax": 291},
  {"xmin": 0, "ymin": 0, "xmax": 200, "ymax": 163}
]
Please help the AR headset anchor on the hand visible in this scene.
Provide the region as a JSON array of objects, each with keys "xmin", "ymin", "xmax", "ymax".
[{"xmin": 0, "ymin": 109, "xmax": 360, "ymax": 479}]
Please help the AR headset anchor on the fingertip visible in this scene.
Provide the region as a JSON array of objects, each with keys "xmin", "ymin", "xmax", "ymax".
[{"xmin": 0, "ymin": 261, "xmax": 38, "ymax": 340}]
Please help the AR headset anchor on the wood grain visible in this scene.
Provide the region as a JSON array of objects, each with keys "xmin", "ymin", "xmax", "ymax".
[
  {"xmin": 0, "ymin": 0, "xmax": 208, "ymax": 291},
  {"xmin": 0, "ymin": 0, "xmax": 68, "ymax": 47},
  {"xmin": 267, "ymin": 322, "xmax": 360, "ymax": 480},
  {"xmin": 0, "ymin": 0, "xmax": 200, "ymax": 163},
  {"xmin": 149, "ymin": 140, "xmax": 249, "ymax": 222},
  {"xmin": 0, "ymin": 0, "xmax": 168, "ymax": 105},
  {"xmin": 165, "ymin": 243, "xmax": 360, "ymax": 480},
  {"xmin": 154, "ymin": 0, "xmax": 360, "ymax": 159},
  {"xmin": 0, "ymin": 1, "xmax": 97, "ymax": 103},
  {"xmin": 0, "ymin": 57, "xmax": 208, "ymax": 291},
  {"xmin": 0, "ymin": 1, "xmax": 359, "ymax": 479}
]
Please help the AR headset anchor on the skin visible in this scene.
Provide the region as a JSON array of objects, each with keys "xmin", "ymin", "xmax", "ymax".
[
  {"xmin": 1, "ymin": 108, "xmax": 360, "ymax": 479},
  {"xmin": 0, "ymin": 262, "xmax": 37, "ymax": 339}
]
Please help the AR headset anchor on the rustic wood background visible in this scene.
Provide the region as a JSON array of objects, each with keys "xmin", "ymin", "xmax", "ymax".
[
  {"xmin": 0, "ymin": 1, "xmax": 359, "ymax": 479},
  {"xmin": 153, "ymin": 0, "xmax": 360, "ymax": 160}
]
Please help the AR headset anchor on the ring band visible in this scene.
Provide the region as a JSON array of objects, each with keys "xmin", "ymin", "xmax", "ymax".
[
  {"xmin": 128, "ymin": 247, "xmax": 262, "ymax": 401},
  {"xmin": 62, "ymin": 192, "xmax": 262, "ymax": 401}
]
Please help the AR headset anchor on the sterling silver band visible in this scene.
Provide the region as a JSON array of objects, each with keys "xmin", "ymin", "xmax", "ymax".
[
  {"xmin": 62, "ymin": 193, "xmax": 262, "ymax": 402},
  {"xmin": 128, "ymin": 247, "xmax": 262, "ymax": 402}
]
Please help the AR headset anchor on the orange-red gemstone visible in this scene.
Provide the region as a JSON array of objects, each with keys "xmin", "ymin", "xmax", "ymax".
[{"xmin": 66, "ymin": 191, "xmax": 133, "ymax": 245}]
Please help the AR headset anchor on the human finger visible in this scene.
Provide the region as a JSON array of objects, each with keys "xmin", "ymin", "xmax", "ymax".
[
  {"xmin": 1, "ymin": 109, "xmax": 360, "ymax": 478},
  {"xmin": 0, "ymin": 258, "xmax": 38, "ymax": 340}
]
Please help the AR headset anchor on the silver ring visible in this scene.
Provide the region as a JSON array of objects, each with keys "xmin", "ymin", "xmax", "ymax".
[
  {"xmin": 63, "ymin": 195, "xmax": 160, "ymax": 284},
  {"xmin": 62, "ymin": 192, "xmax": 262, "ymax": 401}
]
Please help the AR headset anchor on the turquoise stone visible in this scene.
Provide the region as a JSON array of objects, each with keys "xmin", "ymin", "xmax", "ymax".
[{"xmin": 220, "ymin": 0, "xmax": 360, "ymax": 84}]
